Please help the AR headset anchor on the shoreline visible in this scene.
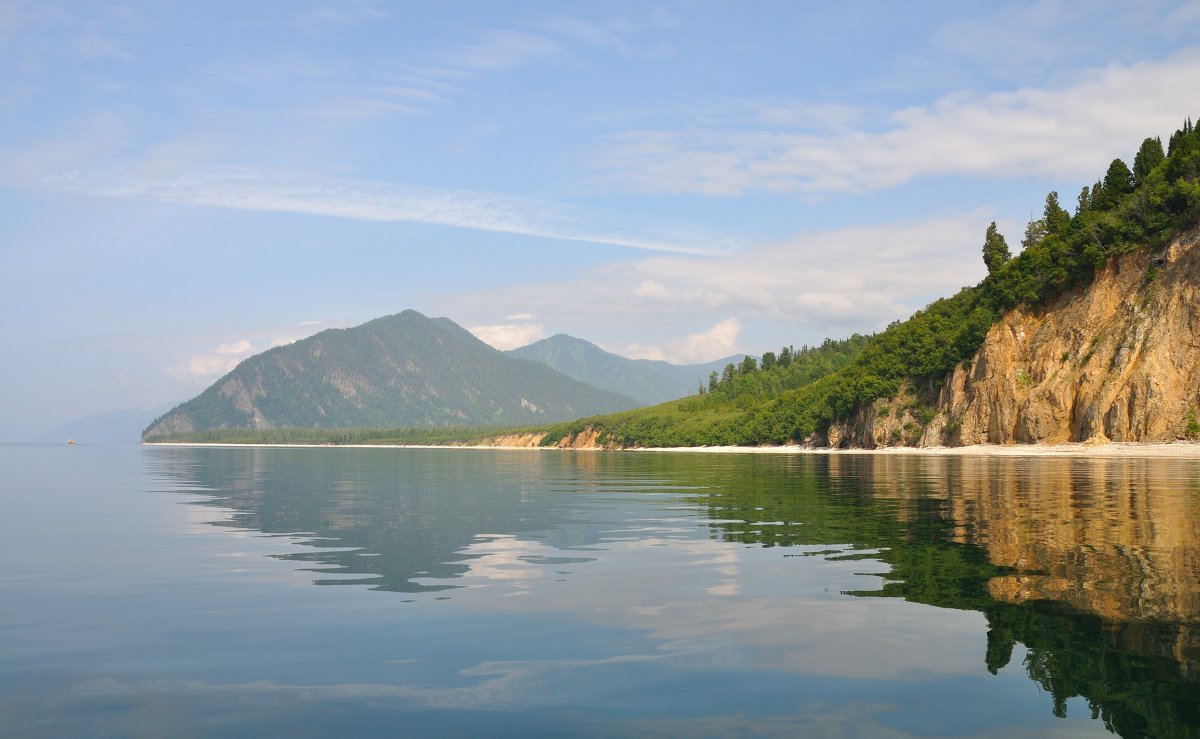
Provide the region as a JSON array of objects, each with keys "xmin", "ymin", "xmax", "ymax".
[{"xmin": 142, "ymin": 440, "xmax": 1200, "ymax": 458}]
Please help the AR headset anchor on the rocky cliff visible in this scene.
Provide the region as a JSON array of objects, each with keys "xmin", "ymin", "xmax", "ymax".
[{"xmin": 828, "ymin": 227, "xmax": 1200, "ymax": 448}]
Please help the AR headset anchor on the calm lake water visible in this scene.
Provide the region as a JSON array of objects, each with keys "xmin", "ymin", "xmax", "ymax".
[{"xmin": 3, "ymin": 444, "xmax": 1200, "ymax": 737}]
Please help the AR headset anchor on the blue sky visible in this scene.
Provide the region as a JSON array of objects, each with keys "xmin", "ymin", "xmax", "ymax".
[{"xmin": 2, "ymin": 1, "xmax": 1199, "ymax": 438}]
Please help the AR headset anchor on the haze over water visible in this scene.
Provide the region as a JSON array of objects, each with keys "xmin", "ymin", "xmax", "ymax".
[{"xmin": 3, "ymin": 445, "xmax": 1199, "ymax": 736}]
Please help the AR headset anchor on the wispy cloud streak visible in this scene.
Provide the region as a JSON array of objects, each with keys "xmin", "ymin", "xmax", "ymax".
[{"xmin": 81, "ymin": 168, "xmax": 735, "ymax": 256}]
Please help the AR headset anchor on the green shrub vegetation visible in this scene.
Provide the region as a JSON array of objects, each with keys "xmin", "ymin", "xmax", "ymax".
[{"xmin": 540, "ymin": 118, "xmax": 1200, "ymax": 447}]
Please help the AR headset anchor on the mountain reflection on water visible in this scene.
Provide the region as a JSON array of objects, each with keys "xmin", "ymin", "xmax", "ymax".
[{"xmin": 152, "ymin": 447, "xmax": 1200, "ymax": 737}]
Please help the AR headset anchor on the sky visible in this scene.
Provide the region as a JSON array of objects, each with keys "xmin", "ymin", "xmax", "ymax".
[{"xmin": 2, "ymin": 0, "xmax": 1199, "ymax": 439}]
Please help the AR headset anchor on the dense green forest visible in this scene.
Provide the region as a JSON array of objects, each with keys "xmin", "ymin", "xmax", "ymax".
[
  {"xmin": 539, "ymin": 118, "xmax": 1200, "ymax": 448},
  {"xmin": 541, "ymin": 335, "xmax": 871, "ymax": 446}
]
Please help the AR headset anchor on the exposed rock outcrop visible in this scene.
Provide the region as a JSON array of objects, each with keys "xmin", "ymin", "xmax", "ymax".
[
  {"xmin": 829, "ymin": 228, "xmax": 1200, "ymax": 447},
  {"xmin": 476, "ymin": 428, "xmax": 616, "ymax": 449}
]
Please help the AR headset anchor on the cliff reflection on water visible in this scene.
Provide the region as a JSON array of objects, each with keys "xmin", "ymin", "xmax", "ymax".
[
  {"xmin": 840, "ymin": 456, "xmax": 1200, "ymax": 615},
  {"xmin": 155, "ymin": 447, "xmax": 1200, "ymax": 736},
  {"xmin": 830, "ymin": 455, "xmax": 1200, "ymax": 666},
  {"xmin": 821, "ymin": 454, "xmax": 1200, "ymax": 735}
]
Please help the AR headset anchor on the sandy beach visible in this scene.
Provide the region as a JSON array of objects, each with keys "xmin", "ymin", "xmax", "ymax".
[{"xmin": 144, "ymin": 440, "xmax": 1200, "ymax": 457}]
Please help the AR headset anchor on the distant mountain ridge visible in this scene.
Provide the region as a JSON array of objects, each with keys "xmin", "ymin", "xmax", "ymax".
[
  {"xmin": 143, "ymin": 311, "xmax": 640, "ymax": 440},
  {"xmin": 508, "ymin": 334, "xmax": 747, "ymax": 405},
  {"xmin": 38, "ymin": 403, "xmax": 176, "ymax": 445}
]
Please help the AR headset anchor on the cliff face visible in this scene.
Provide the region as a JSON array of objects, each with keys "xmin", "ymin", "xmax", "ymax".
[{"xmin": 830, "ymin": 228, "xmax": 1200, "ymax": 448}]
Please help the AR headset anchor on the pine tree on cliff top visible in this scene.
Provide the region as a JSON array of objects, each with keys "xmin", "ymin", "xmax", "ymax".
[{"xmin": 982, "ymin": 222, "xmax": 1011, "ymax": 275}]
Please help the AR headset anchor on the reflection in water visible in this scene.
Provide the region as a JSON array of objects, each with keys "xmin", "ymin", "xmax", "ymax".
[
  {"xmin": 149, "ymin": 448, "xmax": 691, "ymax": 592},
  {"xmin": 149, "ymin": 447, "xmax": 1200, "ymax": 737},
  {"xmin": 727, "ymin": 454, "xmax": 1200, "ymax": 738},
  {"xmin": 830, "ymin": 455, "xmax": 1200, "ymax": 626}
]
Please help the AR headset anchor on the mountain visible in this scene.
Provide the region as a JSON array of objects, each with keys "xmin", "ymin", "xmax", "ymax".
[
  {"xmin": 37, "ymin": 403, "xmax": 176, "ymax": 444},
  {"xmin": 143, "ymin": 311, "xmax": 641, "ymax": 440},
  {"xmin": 492, "ymin": 119, "xmax": 1200, "ymax": 449},
  {"xmin": 507, "ymin": 334, "xmax": 747, "ymax": 405}
]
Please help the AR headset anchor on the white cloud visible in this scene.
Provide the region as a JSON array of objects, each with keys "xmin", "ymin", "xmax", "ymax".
[
  {"xmin": 166, "ymin": 355, "xmax": 239, "ymax": 383},
  {"xmin": 469, "ymin": 322, "xmax": 547, "ymax": 351},
  {"xmin": 437, "ymin": 212, "xmax": 988, "ymax": 351},
  {"xmin": 505, "ymin": 313, "xmax": 536, "ymax": 321},
  {"xmin": 216, "ymin": 340, "xmax": 253, "ymax": 355},
  {"xmin": 625, "ymin": 317, "xmax": 743, "ymax": 364},
  {"xmin": 596, "ymin": 50, "xmax": 1200, "ymax": 196},
  {"xmin": 167, "ymin": 339, "xmax": 256, "ymax": 382},
  {"xmin": 165, "ymin": 320, "xmax": 340, "ymax": 384},
  {"xmin": 55, "ymin": 167, "xmax": 732, "ymax": 255}
]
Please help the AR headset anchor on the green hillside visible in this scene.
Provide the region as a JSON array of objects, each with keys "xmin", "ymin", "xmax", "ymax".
[
  {"xmin": 538, "ymin": 119, "xmax": 1200, "ymax": 448},
  {"xmin": 508, "ymin": 333, "xmax": 746, "ymax": 404},
  {"xmin": 143, "ymin": 311, "xmax": 641, "ymax": 440},
  {"xmin": 541, "ymin": 335, "xmax": 871, "ymax": 446}
]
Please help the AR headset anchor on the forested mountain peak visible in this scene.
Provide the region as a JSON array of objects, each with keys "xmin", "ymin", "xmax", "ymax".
[{"xmin": 143, "ymin": 311, "xmax": 640, "ymax": 440}]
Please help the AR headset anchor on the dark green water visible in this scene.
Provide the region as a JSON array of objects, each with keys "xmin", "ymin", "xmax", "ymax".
[{"xmin": 3, "ymin": 445, "xmax": 1200, "ymax": 737}]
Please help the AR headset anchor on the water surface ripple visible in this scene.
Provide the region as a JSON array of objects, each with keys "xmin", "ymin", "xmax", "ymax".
[{"xmin": 3, "ymin": 445, "xmax": 1199, "ymax": 737}]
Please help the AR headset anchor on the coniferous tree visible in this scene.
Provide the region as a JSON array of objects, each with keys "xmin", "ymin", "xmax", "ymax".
[
  {"xmin": 1132, "ymin": 137, "xmax": 1165, "ymax": 185},
  {"xmin": 1043, "ymin": 191, "xmax": 1071, "ymax": 236},
  {"xmin": 982, "ymin": 222, "xmax": 1011, "ymax": 275},
  {"xmin": 1076, "ymin": 186, "xmax": 1092, "ymax": 215},
  {"xmin": 1021, "ymin": 213, "xmax": 1047, "ymax": 250},
  {"xmin": 1095, "ymin": 158, "xmax": 1134, "ymax": 209},
  {"xmin": 1169, "ymin": 130, "xmax": 1182, "ymax": 157}
]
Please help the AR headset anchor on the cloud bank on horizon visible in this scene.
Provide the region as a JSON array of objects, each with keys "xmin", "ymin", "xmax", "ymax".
[{"xmin": 1, "ymin": 0, "xmax": 1198, "ymax": 435}]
